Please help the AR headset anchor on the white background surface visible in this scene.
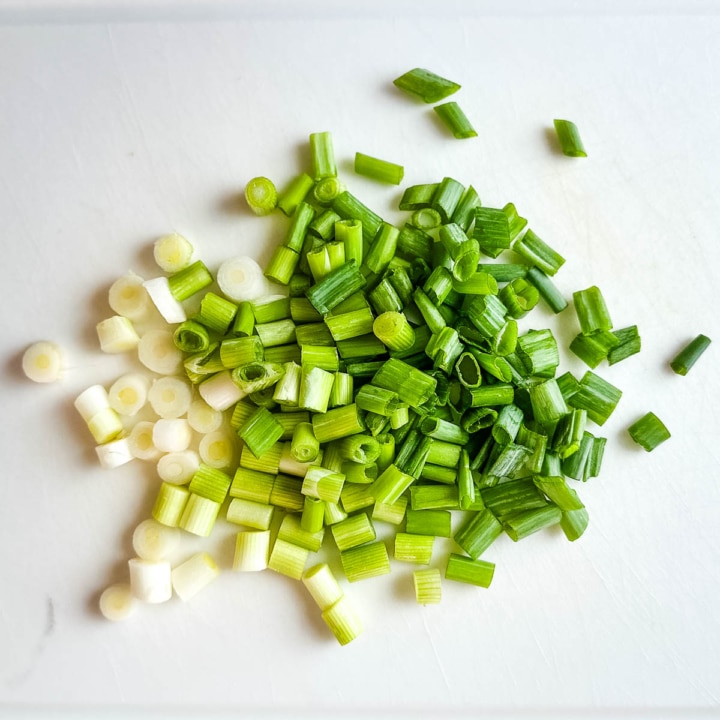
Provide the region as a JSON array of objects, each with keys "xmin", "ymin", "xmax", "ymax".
[{"xmin": 1, "ymin": 1, "xmax": 719, "ymax": 716}]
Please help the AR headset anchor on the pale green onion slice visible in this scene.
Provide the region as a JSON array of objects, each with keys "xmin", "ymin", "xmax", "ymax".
[
  {"xmin": 302, "ymin": 563, "xmax": 343, "ymax": 611},
  {"xmin": 108, "ymin": 272, "xmax": 151, "ymax": 321},
  {"xmin": 138, "ymin": 329, "xmax": 184, "ymax": 375},
  {"xmin": 22, "ymin": 341, "xmax": 63, "ymax": 383},
  {"xmin": 87, "ymin": 408, "xmax": 124, "ymax": 445},
  {"xmin": 157, "ymin": 450, "xmax": 200, "ymax": 485},
  {"xmin": 233, "ymin": 530, "xmax": 271, "ymax": 572},
  {"xmin": 217, "ymin": 256, "xmax": 267, "ymax": 303},
  {"xmin": 171, "ymin": 552, "xmax": 220, "ymax": 602},
  {"xmin": 95, "ymin": 437, "xmax": 134, "ymax": 469},
  {"xmin": 198, "ymin": 429, "xmax": 237, "ymax": 469},
  {"xmin": 245, "ymin": 176, "xmax": 278, "ymax": 215},
  {"xmin": 154, "ymin": 233, "xmax": 194, "ymax": 273},
  {"xmin": 96, "ymin": 316, "xmax": 140, "ymax": 353},
  {"xmin": 108, "ymin": 373, "xmax": 149, "ymax": 416},
  {"xmin": 74, "ymin": 384, "xmax": 110, "ymax": 421},
  {"xmin": 413, "ymin": 568, "xmax": 442, "ymax": 605},
  {"xmin": 152, "ymin": 483, "xmax": 189, "ymax": 527},
  {"xmin": 142, "ymin": 276, "xmax": 187, "ymax": 324},
  {"xmin": 132, "ymin": 518, "xmax": 181, "ymax": 562},
  {"xmin": 152, "ymin": 418, "xmax": 192, "ymax": 453},
  {"xmin": 128, "ymin": 558, "xmax": 172, "ymax": 604},
  {"xmin": 268, "ymin": 538, "xmax": 310, "ymax": 580},
  {"xmin": 148, "ymin": 376, "xmax": 192, "ymax": 419},
  {"xmin": 186, "ymin": 399, "xmax": 224, "ymax": 434},
  {"xmin": 198, "ymin": 370, "xmax": 244, "ymax": 412},
  {"xmin": 179, "ymin": 494, "xmax": 220, "ymax": 537},
  {"xmin": 128, "ymin": 420, "xmax": 162, "ymax": 460},
  {"xmin": 321, "ymin": 595, "xmax": 363, "ymax": 646},
  {"xmin": 226, "ymin": 498, "xmax": 274, "ymax": 530},
  {"xmin": 99, "ymin": 583, "xmax": 137, "ymax": 621}
]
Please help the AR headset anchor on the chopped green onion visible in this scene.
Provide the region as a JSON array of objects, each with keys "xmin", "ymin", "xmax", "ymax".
[
  {"xmin": 480, "ymin": 479, "xmax": 547, "ymax": 517},
  {"xmin": 499, "ymin": 278, "xmax": 540, "ymax": 319},
  {"xmin": 310, "ymin": 131, "xmax": 337, "ymax": 180},
  {"xmin": 226, "ymin": 498, "xmax": 274, "ymax": 530},
  {"xmin": 517, "ymin": 329, "xmax": 560, "ymax": 378},
  {"xmin": 445, "ymin": 554, "xmax": 495, "ymax": 588},
  {"xmin": 569, "ymin": 371, "xmax": 622, "ymax": 426},
  {"xmin": 245, "ymin": 176, "xmax": 277, "ymax": 216},
  {"xmin": 277, "ymin": 173, "xmax": 314, "ymax": 216},
  {"xmin": 152, "ymin": 482, "xmax": 190, "ymax": 528},
  {"xmin": 454, "ymin": 509, "xmax": 503, "ymax": 559},
  {"xmin": 341, "ymin": 541, "xmax": 390, "ymax": 582},
  {"xmin": 526, "ymin": 267, "xmax": 568, "ymax": 313},
  {"xmin": 512, "ymin": 229, "xmax": 565, "ymax": 276},
  {"xmin": 188, "ymin": 464, "xmax": 232, "ymax": 504},
  {"xmin": 627, "ymin": 412, "xmax": 671, "ymax": 452},
  {"xmin": 573, "ymin": 286, "xmax": 613, "ymax": 335},
  {"xmin": 553, "ymin": 119, "xmax": 587, "ymax": 158},
  {"xmin": 414, "ymin": 568, "xmax": 442, "ymax": 604},
  {"xmin": 560, "ymin": 508, "xmax": 589, "ymax": 541},
  {"xmin": 532, "ymin": 476, "xmax": 584, "ymax": 512},
  {"xmin": 291, "ymin": 422, "xmax": 320, "ymax": 462},
  {"xmin": 670, "ymin": 334, "xmax": 711, "ymax": 375},
  {"xmin": 372, "ymin": 496, "xmax": 408, "ymax": 525},
  {"xmin": 265, "ymin": 245, "xmax": 300, "ymax": 285},
  {"xmin": 299, "ymin": 366, "xmax": 335, "ymax": 414},
  {"xmin": 167, "ymin": 260, "xmax": 213, "ymax": 302},
  {"xmin": 393, "ymin": 67, "xmax": 460, "ymax": 103},
  {"xmin": 179, "ymin": 493, "xmax": 221, "ymax": 537},
  {"xmin": 237, "ymin": 407, "xmax": 284, "ymax": 459},
  {"xmin": 321, "ymin": 595, "xmax": 364, "ymax": 645},
  {"xmin": 332, "ymin": 512, "xmax": 376, "ymax": 551},
  {"xmin": 233, "ymin": 530, "xmax": 271, "ymax": 572},
  {"xmin": 394, "ymin": 533, "xmax": 434, "ymax": 564},
  {"xmin": 502, "ymin": 505, "xmax": 562, "ymax": 541},
  {"xmin": 433, "ymin": 101, "xmax": 477, "ymax": 139},
  {"xmin": 354, "ymin": 152, "xmax": 404, "ymax": 185},
  {"xmin": 268, "ymin": 538, "xmax": 310, "ymax": 580},
  {"xmin": 313, "ymin": 177, "xmax": 345, "ymax": 206},
  {"xmin": 410, "ymin": 485, "xmax": 459, "ymax": 511},
  {"xmin": 173, "ymin": 320, "xmax": 210, "ymax": 354},
  {"xmin": 569, "ymin": 330, "xmax": 620, "ymax": 369},
  {"xmin": 607, "ymin": 325, "xmax": 641, "ymax": 366}
]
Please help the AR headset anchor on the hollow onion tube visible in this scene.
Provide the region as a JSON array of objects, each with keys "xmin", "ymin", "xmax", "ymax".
[
  {"xmin": 95, "ymin": 437, "xmax": 134, "ymax": 470},
  {"xmin": 302, "ymin": 563, "xmax": 343, "ymax": 611},
  {"xmin": 154, "ymin": 232, "xmax": 194, "ymax": 272},
  {"xmin": 670, "ymin": 334, "xmax": 711, "ymax": 375},
  {"xmin": 142, "ymin": 276, "xmax": 187, "ymax": 324},
  {"xmin": 627, "ymin": 412, "xmax": 671, "ymax": 451},
  {"xmin": 199, "ymin": 429, "xmax": 237, "ymax": 469},
  {"xmin": 171, "ymin": 552, "xmax": 220, "ymax": 602},
  {"xmin": 152, "ymin": 419, "xmax": 192, "ymax": 453},
  {"xmin": 414, "ymin": 569, "xmax": 442, "ymax": 605},
  {"xmin": 553, "ymin": 119, "xmax": 587, "ymax": 158},
  {"xmin": 108, "ymin": 272, "xmax": 151, "ymax": 321},
  {"xmin": 433, "ymin": 101, "xmax": 477, "ymax": 139},
  {"xmin": 199, "ymin": 370, "xmax": 244, "ymax": 412},
  {"xmin": 148, "ymin": 376, "xmax": 192, "ymax": 419},
  {"xmin": 22, "ymin": 341, "xmax": 64, "ymax": 383},
  {"xmin": 354, "ymin": 152, "xmax": 404, "ymax": 185},
  {"xmin": 128, "ymin": 421, "xmax": 161, "ymax": 461},
  {"xmin": 138, "ymin": 329, "xmax": 184, "ymax": 375},
  {"xmin": 99, "ymin": 583, "xmax": 137, "ymax": 621},
  {"xmin": 321, "ymin": 595, "xmax": 363, "ymax": 646},
  {"xmin": 157, "ymin": 450, "xmax": 200, "ymax": 485},
  {"xmin": 393, "ymin": 67, "xmax": 460, "ymax": 103},
  {"xmin": 217, "ymin": 256, "xmax": 267, "ymax": 303},
  {"xmin": 108, "ymin": 373, "xmax": 149, "ymax": 416},
  {"xmin": 245, "ymin": 177, "xmax": 277, "ymax": 216},
  {"xmin": 233, "ymin": 530, "xmax": 271, "ymax": 572}
]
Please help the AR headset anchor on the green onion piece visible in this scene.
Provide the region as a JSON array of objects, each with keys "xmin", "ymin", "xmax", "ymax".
[
  {"xmin": 296, "ymin": 322, "xmax": 334, "ymax": 348},
  {"xmin": 173, "ymin": 320, "xmax": 210, "ymax": 354},
  {"xmin": 463, "ymin": 384, "xmax": 515, "ymax": 408},
  {"xmin": 553, "ymin": 119, "xmax": 587, "ymax": 158},
  {"xmin": 152, "ymin": 483, "xmax": 189, "ymax": 527},
  {"xmin": 502, "ymin": 505, "xmax": 562, "ymax": 541},
  {"xmin": 627, "ymin": 412, "xmax": 671, "ymax": 452},
  {"xmin": 569, "ymin": 371, "xmax": 622, "ymax": 426},
  {"xmin": 310, "ymin": 131, "xmax": 337, "ymax": 180},
  {"xmin": 552, "ymin": 408, "xmax": 587, "ymax": 458},
  {"xmin": 454, "ymin": 352, "xmax": 482, "ymax": 389},
  {"xmin": 541, "ymin": 450, "xmax": 562, "ymax": 477},
  {"xmin": 569, "ymin": 330, "xmax": 620, "ymax": 368},
  {"xmin": 413, "ymin": 287, "xmax": 446, "ymax": 335},
  {"xmin": 312, "ymin": 404, "xmax": 366, "ymax": 443},
  {"xmin": 477, "ymin": 263, "xmax": 528, "ymax": 282},
  {"xmin": 340, "ymin": 482, "xmax": 375, "ymax": 513},
  {"xmin": 167, "ymin": 260, "xmax": 213, "ymax": 302},
  {"xmin": 372, "ymin": 496, "xmax": 408, "ymax": 525},
  {"xmin": 399, "ymin": 183, "xmax": 438, "ymax": 210},
  {"xmin": 277, "ymin": 173, "xmax": 314, "ymax": 216},
  {"xmin": 368, "ymin": 278, "xmax": 402, "ymax": 315},
  {"xmin": 405, "ymin": 509, "xmax": 452, "ymax": 538},
  {"xmin": 270, "ymin": 474, "xmax": 305, "ymax": 511},
  {"xmin": 410, "ymin": 208, "xmax": 442, "ymax": 231},
  {"xmin": 300, "ymin": 495, "xmax": 326, "ymax": 533},
  {"xmin": 472, "ymin": 206, "xmax": 517, "ymax": 258},
  {"xmin": 321, "ymin": 595, "xmax": 364, "ymax": 646},
  {"xmin": 272, "ymin": 361, "xmax": 301, "ymax": 407},
  {"xmin": 265, "ymin": 245, "xmax": 300, "ymax": 285},
  {"xmin": 426, "ymin": 327, "xmax": 464, "ymax": 373},
  {"xmin": 439, "ymin": 223, "xmax": 481, "ymax": 282},
  {"xmin": 254, "ymin": 319, "xmax": 296, "ymax": 348},
  {"xmin": 290, "ymin": 297, "xmax": 323, "ymax": 324},
  {"xmin": 670, "ymin": 334, "xmax": 711, "ymax": 375},
  {"xmin": 397, "ymin": 224, "xmax": 433, "ymax": 263},
  {"xmin": 341, "ymin": 460, "xmax": 377, "ymax": 484},
  {"xmin": 306, "ymin": 259, "xmax": 367, "ymax": 315},
  {"xmin": 528, "ymin": 378, "xmax": 569, "ymax": 426},
  {"xmin": 253, "ymin": 296, "xmax": 291, "ymax": 322},
  {"xmin": 395, "ymin": 533, "xmax": 434, "ymax": 564},
  {"xmin": 289, "ymin": 274, "xmax": 312, "ymax": 297},
  {"xmin": 419, "ymin": 417, "xmax": 469, "ymax": 445},
  {"xmin": 373, "ymin": 311, "xmax": 416, "ymax": 353},
  {"xmin": 369, "ymin": 463, "xmax": 415, "ymax": 505},
  {"xmin": 561, "ymin": 507, "xmax": 589, "ymax": 541},
  {"xmin": 283, "ymin": 201, "xmax": 315, "ymax": 252},
  {"xmin": 238, "ymin": 407, "xmax": 284, "ymax": 459},
  {"xmin": 421, "ymin": 267, "xmax": 452, "ymax": 306},
  {"xmin": 244, "ymin": 176, "xmax": 278, "ymax": 216},
  {"xmin": 420, "ymin": 463, "xmax": 457, "ymax": 484},
  {"xmin": 371, "ymin": 358, "xmax": 437, "ymax": 410},
  {"xmin": 480, "ymin": 479, "xmax": 547, "ymax": 517},
  {"xmin": 486, "ymin": 442, "xmax": 532, "ymax": 478},
  {"xmin": 301, "ymin": 563, "xmax": 342, "ymax": 610},
  {"xmin": 517, "ymin": 329, "xmax": 560, "ymax": 378},
  {"xmin": 385, "ymin": 266, "xmax": 414, "ymax": 307},
  {"xmin": 573, "ymin": 286, "xmax": 613, "ymax": 335},
  {"xmin": 341, "ymin": 541, "xmax": 390, "ymax": 582},
  {"xmin": 313, "ymin": 176, "xmax": 345, "ymax": 206},
  {"xmin": 301, "ymin": 345, "xmax": 339, "ymax": 372},
  {"xmin": 556, "ymin": 371, "xmax": 580, "ymax": 402},
  {"xmin": 354, "ymin": 385, "xmax": 399, "ymax": 417},
  {"xmin": 334, "ymin": 218, "xmax": 363, "ymax": 268},
  {"xmin": 268, "ymin": 538, "xmax": 310, "ymax": 580},
  {"xmin": 431, "ymin": 177, "xmax": 465, "ymax": 224},
  {"xmin": 332, "ymin": 191, "xmax": 383, "ymax": 244},
  {"xmin": 607, "ymin": 325, "xmax": 642, "ymax": 366},
  {"xmin": 231, "ymin": 301, "xmax": 255, "ymax": 337},
  {"xmin": 329, "ymin": 371, "xmax": 354, "ymax": 408},
  {"xmin": 229, "ymin": 467, "xmax": 275, "ymax": 503},
  {"xmin": 179, "ymin": 493, "xmax": 221, "ymax": 537},
  {"xmin": 264, "ymin": 344, "xmax": 301, "ymax": 364},
  {"xmin": 354, "ymin": 152, "xmax": 404, "ymax": 185},
  {"xmin": 309, "ymin": 212, "xmax": 342, "ymax": 245},
  {"xmin": 231, "ymin": 362, "xmax": 284, "ymax": 396},
  {"xmin": 532, "ymin": 476, "xmax": 584, "ymax": 512},
  {"xmin": 226, "ymin": 498, "xmax": 274, "ymax": 530},
  {"xmin": 364, "ymin": 222, "xmax": 399, "ymax": 276},
  {"xmin": 433, "ymin": 101, "xmax": 477, "ymax": 139},
  {"xmin": 410, "ymin": 485, "xmax": 459, "ymax": 511},
  {"xmin": 512, "ymin": 229, "xmax": 565, "ymax": 277},
  {"xmin": 220, "ymin": 336, "xmax": 264, "ymax": 369},
  {"xmin": 451, "ymin": 185, "xmax": 481, "ymax": 232},
  {"xmin": 233, "ymin": 530, "xmax": 270, "ymax": 572},
  {"xmin": 393, "ymin": 67, "xmax": 460, "ymax": 103},
  {"xmin": 338, "ymin": 435, "xmax": 381, "ymax": 465},
  {"xmin": 375, "ymin": 433, "xmax": 396, "ymax": 474},
  {"xmin": 414, "ymin": 568, "xmax": 442, "ymax": 604},
  {"xmin": 325, "ymin": 308, "xmax": 375, "ymax": 343},
  {"xmin": 275, "ymin": 412, "xmax": 309, "ymax": 440},
  {"xmin": 290, "ymin": 422, "xmax": 320, "ymax": 463},
  {"xmin": 445, "ymin": 554, "xmax": 495, "ymax": 588},
  {"xmin": 188, "ymin": 465, "xmax": 232, "ymax": 504},
  {"xmin": 457, "ymin": 449, "xmax": 476, "ymax": 510},
  {"xmin": 332, "ymin": 512, "xmax": 376, "ymax": 551},
  {"xmin": 461, "ymin": 407, "xmax": 498, "ymax": 433},
  {"xmin": 324, "ymin": 501, "xmax": 348, "ymax": 526},
  {"xmin": 465, "ymin": 294, "xmax": 507, "ymax": 338},
  {"xmin": 454, "ymin": 509, "xmax": 503, "ymax": 559},
  {"xmin": 526, "ymin": 267, "xmax": 568, "ymax": 313},
  {"xmin": 499, "ymin": 278, "xmax": 539, "ymax": 319},
  {"xmin": 491, "ymin": 404, "xmax": 524, "ymax": 445},
  {"xmin": 299, "ymin": 366, "xmax": 335, "ymax": 414}
]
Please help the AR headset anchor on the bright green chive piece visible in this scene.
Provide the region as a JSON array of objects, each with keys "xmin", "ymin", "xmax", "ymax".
[
  {"xmin": 462, "ymin": 407, "xmax": 498, "ymax": 433},
  {"xmin": 451, "ymin": 185, "xmax": 482, "ymax": 232},
  {"xmin": 254, "ymin": 319, "xmax": 296, "ymax": 348},
  {"xmin": 272, "ymin": 361, "xmax": 301, "ymax": 407},
  {"xmin": 670, "ymin": 334, "xmax": 711, "ymax": 375},
  {"xmin": 528, "ymin": 378, "xmax": 569, "ymax": 426},
  {"xmin": 298, "ymin": 365, "xmax": 335, "ymax": 413},
  {"xmin": 275, "ymin": 412, "xmax": 310, "ymax": 441},
  {"xmin": 332, "ymin": 190, "xmax": 383, "ymax": 244},
  {"xmin": 569, "ymin": 371, "xmax": 622, "ymax": 426},
  {"xmin": 252, "ymin": 297, "xmax": 291, "ymax": 323},
  {"xmin": 232, "ymin": 301, "xmax": 255, "ymax": 337},
  {"xmin": 465, "ymin": 294, "xmax": 507, "ymax": 338},
  {"xmin": 188, "ymin": 465, "xmax": 232, "ymax": 504},
  {"xmin": 244, "ymin": 176, "xmax": 278, "ymax": 216},
  {"xmin": 368, "ymin": 279, "xmax": 402, "ymax": 315},
  {"xmin": 174, "ymin": 320, "xmax": 210, "ymax": 354},
  {"xmin": 226, "ymin": 498, "xmax": 274, "ymax": 530},
  {"xmin": 399, "ymin": 183, "xmax": 438, "ymax": 211},
  {"xmin": 393, "ymin": 67, "xmax": 461, "ymax": 103},
  {"xmin": 337, "ymin": 435, "xmax": 381, "ymax": 464},
  {"xmin": 168, "ymin": 260, "xmax": 213, "ymax": 301},
  {"xmin": 231, "ymin": 362, "xmax": 284, "ymax": 396},
  {"xmin": 425, "ymin": 327, "xmax": 464, "ymax": 374},
  {"xmin": 230, "ymin": 467, "xmax": 275, "ymax": 504},
  {"xmin": 532, "ymin": 476, "xmax": 584, "ymax": 512},
  {"xmin": 278, "ymin": 513, "xmax": 324, "ymax": 552},
  {"xmin": 364, "ymin": 222, "xmax": 399, "ymax": 276},
  {"xmin": 395, "ymin": 533, "xmax": 434, "ymax": 564},
  {"xmin": 335, "ymin": 218, "xmax": 363, "ymax": 267},
  {"xmin": 569, "ymin": 330, "xmax": 620, "ymax": 368},
  {"xmin": 573, "ymin": 286, "xmax": 613, "ymax": 335},
  {"xmin": 556, "ymin": 371, "xmax": 580, "ymax": 402},
  {"xmin": 277, "ymin": 173, "xmax": 314, "ymax": 217},
  {"xmin": 486, "ymin": 442, "xmax": 532, "ymax": 478},
  {"xmin": 433, "ymin": 101, "xmax": 477, "ymax": 139},
  {"xmin": 425, "ymin": 439, "xmax": 461, "ymax": 468},
  {"xmin": 290, "ymin": 422, "xmax": 320, "ymax": 463},
  {"xmin": 526, "ymin": 267, "xmax": 568, "ymax": 314},
  {"xmin": 306, "ymin": 259, "xmax": 367, "ymax": 315},
  {"xmin": 413, "ymin": 287, "xmax": 446, "ymax": 335},
  {"xmin": 553, "ymin": 119, "xmax": 587, "ymax": 158},
  {"xmin": 561, "ymin": 507, "xmax": 589, "ymax": 541},
  {"xmin": 332, "ymin": 513, "xmax": 376, "ymax": 551},
  {"xmin": 480, "ymin": 479, "xmax": 547, "ymax": 517},
  {"xmin": 312, "ymin": 404, "xmax": 366, "ymax": 444},
  {"xmin": 283, "ymin": 201, "xmax": 315, "ymax": 252},
  {"xmin": 445, "ymin": 554, "xmax": 495, "ymax": 588},
  {"xmin": 301, "ymin": 345, "xmax": 339, "ymax": 372},
  {"xmin": 309, "ymin": 131, "xmax": 337, "ymax": 180},
  {"xmin": 288, "ymin": 274, "xmax": 312, "ymax": 297},
  {"xmin": 517, "ymin": 329, "xmax": 560, "ymax": 378},
  {"xmin": 397, "ymin": 224, "xmax": 433, "ymax": 263},
  {"xmin": 372, "ymin": 358, "xmax": 437, "ymax": 410},
  {"xmin": 336, "ymin": 334, "xmax": 386, "ymax": 361},
  {"xmin": 324, "ymin": 501, "xmax": 348, "ymax": 526},
  {"xmin": 341, "ymin": 541, "xmax": 391, "ymax": 582},
  {"xmin": 431, "ymin": 177, "xmax": 465, "ymax": 224},
  {"xmin": 238, "ymin": 407, "xmax": 284, "ymax": 459},
  {"xmin": 354, "ymin": 152, "xmax": 404, "ymax": 185},
  {"xmin": 309, "ymin": 212, "xmax": 343, "ymax": 243},
  {"xmin": 419, "ymin": 417, "xmax": 468, "ymax": 445},
  {"xmin": 516, "ymin": 425, "xmax": 548, "ymax": 474},
  {"xmin": 477, "ymin": 263, "xmax": 528, "ymax": 282},
  {"xmin": 561, "ymin": 431, "xmax": 606, "ymax": 482},
  {"xmin": 439, "ymin": 223, "xmax": 480, "ymax": 282},
  {"xmin": 313, "ymin": 176, "xmax": 345, "ymax": 206},
  {"xmin": 266, "ymin": 246, "xmax": 301, "ymax": 286},
  {"xmin": 423, "ymin": 267, "xmax": 454, "ymax": 305},
  {"xmin": 512, "ymin": 229, "xmax": 565, "ymax": 277},
  {"xmin": 355, "ymin": 385, "xmax": 400, "ymax": 417},
  {"xmin": 454, "ymin": 509, "xmax": 503, "ymax": 560},
  {"xmin": 263, "ymin": 344, "xmax": 301, "ymax": 364},
  {"xmin": 627, "ymin": 412, "xmax": 671, "ymax": 452},
  {"xmin": 329, "ymin": 371, "xmax": 354, "ymax": 408},
  {"xmin": 341, "ymin": 460, "xmax": 377, "ymax": 484},
  {"xmin": 420, "ymin": 464, "xmax": 457, "ymax": 484},
  {"xmin": 410, "ymin": 208, "xmax": 442, "ymax": 231},
  {"xmin": 607, "ymin": 325, "xmax": 641, "ymax": 366},
  {"xmin": 499, "ymin": 278, "xmax": 540, "ymax": 319},
  {"xmin": 325, "ymin": 308, "xmax": 375, "ymax": 342},
  {"xmin": 296, "ymin": 322, "xmax": 334, "ymax": 348},
  {"xmin": 462, "ymin": 384, "xmax": 515, "ymax": 408},
  {"xmin": 370, "ymin": 463, "xmax": 415, "ymax": 505},
  {"xmin": 152, "ymin": 483, "xmax": 189, "ymax": 527},
  {"xmin": 340, "ymin": 482, "xmax": 375, "ymax": 514},
  {"xmin": 405, "ymin": 509, "xmax": 452, "ymax": 538},
  {"xmin": 410, "ymin": 485, "xmax": 459, "ymax": 511},
  {"xmin": 220, "ymin": 335, "xmax": 264, "ymax": 369},
  {"xmin": 473, "ymin": 206, "xmax": 518, "ymax": 259},
  {"xmin": 301, "ymin": 495, "xmax": 326, "ymax": 533},
  {"xmin": 373, "ymin": 311, "xmax": 416, "ymax": 353},
  {"xmin": 502, "ymin": 505, "xmax": 562, "ymax": 541},
  {"xmin": 414, "ymin": 568, "xmax": 442, "ymax": 604},
  {"xmin": 552, "ymin": 408, "xmax": 588, "ymax": 459},
  {"xmin": 491, "ymin": 404, "xmax": 524, "ymax": 445}
]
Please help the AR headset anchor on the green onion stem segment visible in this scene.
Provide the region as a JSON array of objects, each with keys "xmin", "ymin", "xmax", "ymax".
[
  {"xmin": 354, "ymin": 152, "xmax": 404, "ymax": 185},
  {"xmin": 341, "ymin": 541, "xmax": 391, "ymax": 582},
  {"xmin": 394, "ymin": 533, "xmax": 434, "ymax": 564},
  {"xmin": 445, "ymin": 554, "xmax": 495, "ymax": 588},
  {"xmin": 310, "ymin": 131, "xmax": 337, "ymax": 180},
  {"xmin": 627, "ymin": 412, "xmax": 671, "ymax": 451},
  {"xmin": 414, "ymin": 568, "xmax": 442, "ymax": 605},
  {"xmin": 670, "ymin": 334, "xmax": 711, "ymax": 375},
  {"xmin": 245, "ymin": 176, "xmax": 278, "ymax": 216},
  {"xmin": 393, "ymin": 67, "xmax": 461, "ymax": 103},
  {"xmin": 454, "ymin": 509, "xmax": 503, "ymax": 560},
  {"xmin": 553, "ymin": 119, "xmax": 587, "ymax": 158},
  {"xmin": 433, "ymin": 102, "xmax": 477, "ymax": 139},
  {"xmin": 573, "ymin": 286, "xmax": 612, "ymax": 335}
]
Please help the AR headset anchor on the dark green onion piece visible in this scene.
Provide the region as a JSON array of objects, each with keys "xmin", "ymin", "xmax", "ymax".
[
  {"xmin": 167, "ymin": 260, "xmax": 213, "ymax": 302},
  {"xmin": 332, "ymin": 191, "xmax": 383, "ymax": 244},
  {"xmin": 451, "ymin": 185, "xmax": 481, "ymax": 232},
  {"xmin": 561, "ymin": 508, "xmax": 589, "ymax": 541},
  {"xmin": 491, "ymin": 404, "xmax": 524, "ymax": 445},
  {"xmin": 305, "ymin": 259, "xmax": 367, "ymax": 315},
  {"xmin": 553, "ymin": 119, "xmax": 587, "ymax": 158},
  {"xmin": 607, "ymin": 325, "xmax": 642, "ymax": 366},
  {"xmin": 670, "ymin": 334, "xmax": 711, "ymax": 375},
  {"xmin": 528, "ymin": 378, "xmax": 569, "ymax": 426},
  {"xmin": 533, "ymin": 476, "xmax": 584, "ymax": 512},
  {"xmin": 399, "ymin": 183, "xmax": 438, "ymax": 211},
  {"xmin": 453, "ymin": 271, "xmax": 498, "ymax": 296},
  {"xmin": 431, "ymin": 177, "xmax": 465, "ymax": 224},
  {"xmin": 569, "ymin": 331, "xmax": 620, "ymax": 369},
  {"xmin": 410, "ymin": 485, "xmax": 459, "ymax": 511},
  {"xmin": 238, "ymin": 407, "xmax": 284, "ymax": 459},
  {"xmin": 516, "ymin": 329, "xmax": 560, "ymax": 378},
  {"xmin": 393, "ymin": 67, "xmax": 461, "ymax": 103},
  {"xmin": 396, "ymin": 224, "xmax": 433, "ymax": 263},
  {"xmin": 283, "ymin": 201, "xmax": 315, "ymax": 252},
  {"xmin": 552, "ymin": 408, "xmax": 587, "ymax": 459},
  {"xmin": 174, "ymin": 320, "xmax": 210, "ymax": 354},
  {"xmin": 445, "ymin": 554, "xmax": 494, "ymax": 588},
  {"xmin": 454, "ymin": 509, "xmax": 503, "ymax": 559},
  {"xmin": 556, "ymin": 371, "xmax": 580, "ymax": 402},
  {"xmin": 463, "ymin": 384, "xmax": 515, "ymax": 408},
  {"xmin": 405, "ymin": 509, "xmax": 452, "ymax": 537},
  {"xmin": 499, "ymin": 278, "xmax": 540, "ymax": 319},
  {"xmin": 569, "ymin": 371, "xmax": 622, "ymax": 426},
  {"xmin": 627, "ymin": 412, "xmax": 671, "ymax": 452},
  {"xmin": 477, "ymin": 263, "xmax": 528, "ymax": 282},
  {"xmin": 309, "ymin": 131, "xmax": 337, "ymax": 180},
  {"xmin": 526, "ymin": 267, "xmax": 568, "ymax": 313},
  {"xmin": 277, "ymin": 173, "xmax": 315, "ymax": 216},
  {"xmin": 573, "ymin": 286, "xmax": 613, "ymax": 335},
  {"xmin": 368, "ymin": 278, "xmax": 403, "ymax": 315},
  {"xmin": 433, "ymin": 101, "xmax": 477, "ymax": 139},
  {"xmin": 502, "ymin": 505, "xmax": 562, "ymax": 541},
  {"xmin": 364, "ymin": 222, "xmax": 399, "ymax": 276}
]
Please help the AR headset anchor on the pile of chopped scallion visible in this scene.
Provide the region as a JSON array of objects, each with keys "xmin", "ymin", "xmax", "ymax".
[{"xmin": 21, "ymin": 69, "xmax": 712, "ymax": 644}]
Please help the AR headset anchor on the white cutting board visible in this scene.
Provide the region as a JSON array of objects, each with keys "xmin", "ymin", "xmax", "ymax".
[{"xmin": 1, "ymin": 1, "xmax": 719, "ymax": 716}]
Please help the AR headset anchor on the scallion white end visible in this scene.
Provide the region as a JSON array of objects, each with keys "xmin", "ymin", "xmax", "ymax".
[
  {"xmin": 99, "ymin": 583, "xmax": 137, "ymax": 621},
  {"xmin": 108, "ymin": 272, "xmax": 151, "ymax": 321},
  {"xmin": 132, "ymin": 518, "xmax": 181, "ymax": 561},
  {"xmin": 95, "ymin": 436, "xmax": 134, "ymax": 469},
  {"xmin": 128, "ymin": 558, "xmax": 172, "ymax": 604},
  {"xmin": 217, "ymin": 256, "xmax": 267, "ymax": 303},
  {"xmin": 96, "ymin": 316, "xmax": 140, "ymax": 353},
  {"xmin": 171, "ymin": 552, "xmax": 220, "ymax": 601},
  {"xmin": 154, "ymin": 232, "xmax": 194, "ymax": 273},
  {"xmin": 22, "ymin": 341, "xmax": 63, "ymax": 383}
]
